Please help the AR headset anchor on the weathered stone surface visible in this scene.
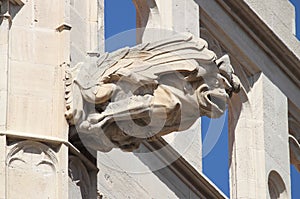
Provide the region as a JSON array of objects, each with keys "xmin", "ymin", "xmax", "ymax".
[
  {"xmin": 6, "ymin": 141, "xmax": 58, "ymax": 199},
  {"xmin": 243, "ymin": 0, "xmax": 300, "ymax": 56},
  {"xmin": 229, "ymin": 73, "xmax": 291, "ymax": 199},
  {"xmin": 0, "ymin": 135, "xmax": 6, "ymax": 198},
  {"xmin": 0, "ymin": 16, "xmax": 9, "ymax": 131},
  {"xmin": 65, "ymin": 33, "xmax": 240, "ymax": 152},
  {"xmin": 97, "ymin": 144, "xmax": 199, "ymax": 199}
]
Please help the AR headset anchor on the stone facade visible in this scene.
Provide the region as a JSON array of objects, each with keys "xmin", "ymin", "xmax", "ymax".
[{"xmin": 0, "ymin": 0, "xmax": 299, "ymax": 198}]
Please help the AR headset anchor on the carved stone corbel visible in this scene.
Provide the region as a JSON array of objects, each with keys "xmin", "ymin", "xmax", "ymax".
[{"xmin": 65, "ymin": 32, "xmax": 240, "ymax": 152}]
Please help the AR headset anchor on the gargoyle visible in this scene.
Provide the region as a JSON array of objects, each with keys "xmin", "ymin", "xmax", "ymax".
[{"xmin": 65, "ymin": 33, "xmax": 240, "ymax": 152}]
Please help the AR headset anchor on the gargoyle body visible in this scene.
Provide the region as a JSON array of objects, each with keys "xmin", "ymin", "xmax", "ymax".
[{"xmin": 65, "ymin": 33, "xmax": 240, "ymax": 152}]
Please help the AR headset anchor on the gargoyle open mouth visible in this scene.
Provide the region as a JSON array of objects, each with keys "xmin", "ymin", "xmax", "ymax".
[{"xmin": 204, "ymin": 91, "xmax": 228, "ymax": 118}]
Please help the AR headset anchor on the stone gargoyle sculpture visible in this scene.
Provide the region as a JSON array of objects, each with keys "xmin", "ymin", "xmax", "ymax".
[{"xmin": 65, "ymin": 33, "xmax": 240, "ymax": 152}]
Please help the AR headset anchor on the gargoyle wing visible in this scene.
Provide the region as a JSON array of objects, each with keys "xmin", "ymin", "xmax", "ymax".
[{"xmin": 75, "ymin": 33, "xmax": 217, "ymax": 90}]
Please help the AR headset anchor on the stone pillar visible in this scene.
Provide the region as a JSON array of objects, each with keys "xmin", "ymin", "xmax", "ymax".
[
  {"xmin": 0, "ymin": 6, "xmax": 9, "ymax": 132},
  {"xmin": 135, "ymin": 0, "xmax": 199, "ymax": 42},
  {"xmin": 229, "ymin": 73, "xmax": 291, "ymax": 199},
  {"xmin": 0, "ymin": 9, "xmax": 13, "ymax": 199},
  {"xmin": 0, "ymin": 0, "xmax": 69, "ymax": 198},
  {"xmin": 133, "ymin": 0, "xmax": 202, "ymax": 172}
]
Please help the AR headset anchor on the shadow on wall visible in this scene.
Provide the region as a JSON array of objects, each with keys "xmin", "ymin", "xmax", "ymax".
[{"xmin": 134, "ymin": 144, "xmax": 197, "ymax": 198}]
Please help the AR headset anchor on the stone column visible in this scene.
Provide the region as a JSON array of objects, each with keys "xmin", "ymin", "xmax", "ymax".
[
  {"xmin": 229, "ymin": 73, "xmax": 291, "ymax": 199},
  {"xmin": 0, "ymin": 9, "xmax": 12, "ymax": 198},
  {"xmin": 0, "ymin": 4, "xmax": 9, "ymax": 133},
  {"xmin": 0, "ymin": 0, "xmax": 69, "ymax": 198}
]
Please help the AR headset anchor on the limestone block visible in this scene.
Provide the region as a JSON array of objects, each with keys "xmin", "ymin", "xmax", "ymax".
[
  {"xmin": 9, "ymin": 0, "xmax": 33, "ymax": 27},
  {"xmin": 33, "ymin": 31, "xmax": 60, "ymax": 65},
  {"xmin": 163, "ymin": 118, "xmax": 202, "ymax": 171},
  {"xmin": 89, "ymin": 0, "xmax": 98, "ymax": 22},
  {"xmin": 244, "ymin": 0, "xmax": 295, "ymax": 33},
  {"xmin": 0, "ymin": 135, "xmax": 6, "ymax": 198},
  {"xmin": 243, "ymin": 0, "xmax": 298, "ymax": 54},
  {"xmin": 0, "ymin": 17, "xmax": 9, "ymax": 130},
  {"xmin": 9, "ymin": 27, "xmax": 33, "ymax": 62},
  {"xmin": 97, "ymin": 0, "xmax": 105, "ymax": 53},
  {"xmin": 185, "ymin": 0, "xmax": 200, "ymax": 34},
  {"xmin": 97, "ymin": 162, "xmax": 155, "ymax": 198},
  {"xmin": 7, "ymin": 60, "xmax": 66, "ymax": 137},
  {"xmin": 262, "ymin": 75, "xmax": 290, "ymax": 198},
  {"xmin": 51, "ymin": 66, "xmax": 69, "ymax": 138},
  {"xmin": 0, "ymin": 29, "xmax": 8, "ymax": 46},
  {"xmin": 10, "ymin": 27, "xmax": 60, "ymax": 66},
  {"xmin": 229, "ymin": 73, "xmax": 290, "ymax": 199},
  {"xmin": 7, "ymin": 93, "xmax": 52, "ymax": 134},
  {"xmin": 89, "ymin": 21, "xmax": 98, "ymax": 51},
  {"xmin": 58, "ymin": 144, "xmax": 69, "ymax": 199},
  {"xmin": 71, "ymin": 0, "xmax": 88, "ymax": 21},
  {"xmin": 172, "ymin": 0, "xmax": 199, "ymax": 35},
  {"xmin": 97, "ymin": 146, "xmax": 190, "ymax": 198},
  {"xmin": 33, "ymin": 0, "xmax": 61, "ymax": 29},
  {"xmin": 70, "ymin": 8, "xmax": 88, "ymax": 53},
  {"xmin": 9, "ymin": 60, "xmax": 54, "ymax": 98},
  {"xmin": 70, "ymin": 46, "xmax": 86, "ymax": 66},
  {"xmin": 68, "ymin": 179, "xmax": 82, "ymax": 199},
  {"xmin": 0, "ymin": 91, "xmax": 7, "ymax": 130},
  {"xmin": 272, "ymin": 18, "xmax": 300, "ymax": 51},
  {"xmin": 137, "ymin": 0, "xmax": 199, "ymax": 42},
  {"xmin": 155, "ymin": 0, "xmax": 173, "ymax": 30},
  {"xmin": 267, "ymin": 0, "xmax": 295, "ymax": 33}
]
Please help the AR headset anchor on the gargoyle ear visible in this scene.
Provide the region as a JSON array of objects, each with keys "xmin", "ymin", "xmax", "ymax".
[{"xmin": 216, "ymin": 54, "xmax": 233, "ymax": 72}]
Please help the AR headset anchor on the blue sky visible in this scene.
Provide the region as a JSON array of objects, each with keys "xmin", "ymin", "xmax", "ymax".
[
  {"xmin": 291, "ymin": 0, "xmax": 300, "ymax": 39},
  {"xmin": 104, "ymin": 0, "xmax": 300, "ymax": 198}
]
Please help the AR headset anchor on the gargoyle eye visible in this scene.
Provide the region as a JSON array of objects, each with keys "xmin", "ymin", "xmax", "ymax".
[
  {"xmin": 217, "ymin": 61, "xmax": 224, "ymax": 68},
  {"xmin": 214, "ymin": 79, "xmax": 220, "ymax": 87}
]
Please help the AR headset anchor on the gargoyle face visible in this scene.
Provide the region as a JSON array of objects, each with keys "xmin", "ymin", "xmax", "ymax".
[
  {"xmin": 197, "ymin": 75, "xmax": 229, "ymax": 118},
  {"xmin": 196, "ymin": 55, "xmax": 240, "ymax": 118}
]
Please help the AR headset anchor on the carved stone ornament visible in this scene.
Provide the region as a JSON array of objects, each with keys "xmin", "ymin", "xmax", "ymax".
[{"xmin": 65, "ymin": 33, "xmax": 240, "ymax": 152}]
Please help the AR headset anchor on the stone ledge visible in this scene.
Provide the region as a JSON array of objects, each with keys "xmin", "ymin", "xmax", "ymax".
[
  {"xmin": 144, "ymin": 138, "xmax": 228, "ymax": 199},
  {"xmin": 56, "ymin": 23, "xmax": 72, "ymax": 32},
  {"xmin": 219, "ymin": 0, "xmax": 300, "ymax": 88}
]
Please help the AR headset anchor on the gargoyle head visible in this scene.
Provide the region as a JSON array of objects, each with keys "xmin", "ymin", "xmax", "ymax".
[{"xmin": 197, "ymin": 54, "xmax": 240, "ymax": 118}]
